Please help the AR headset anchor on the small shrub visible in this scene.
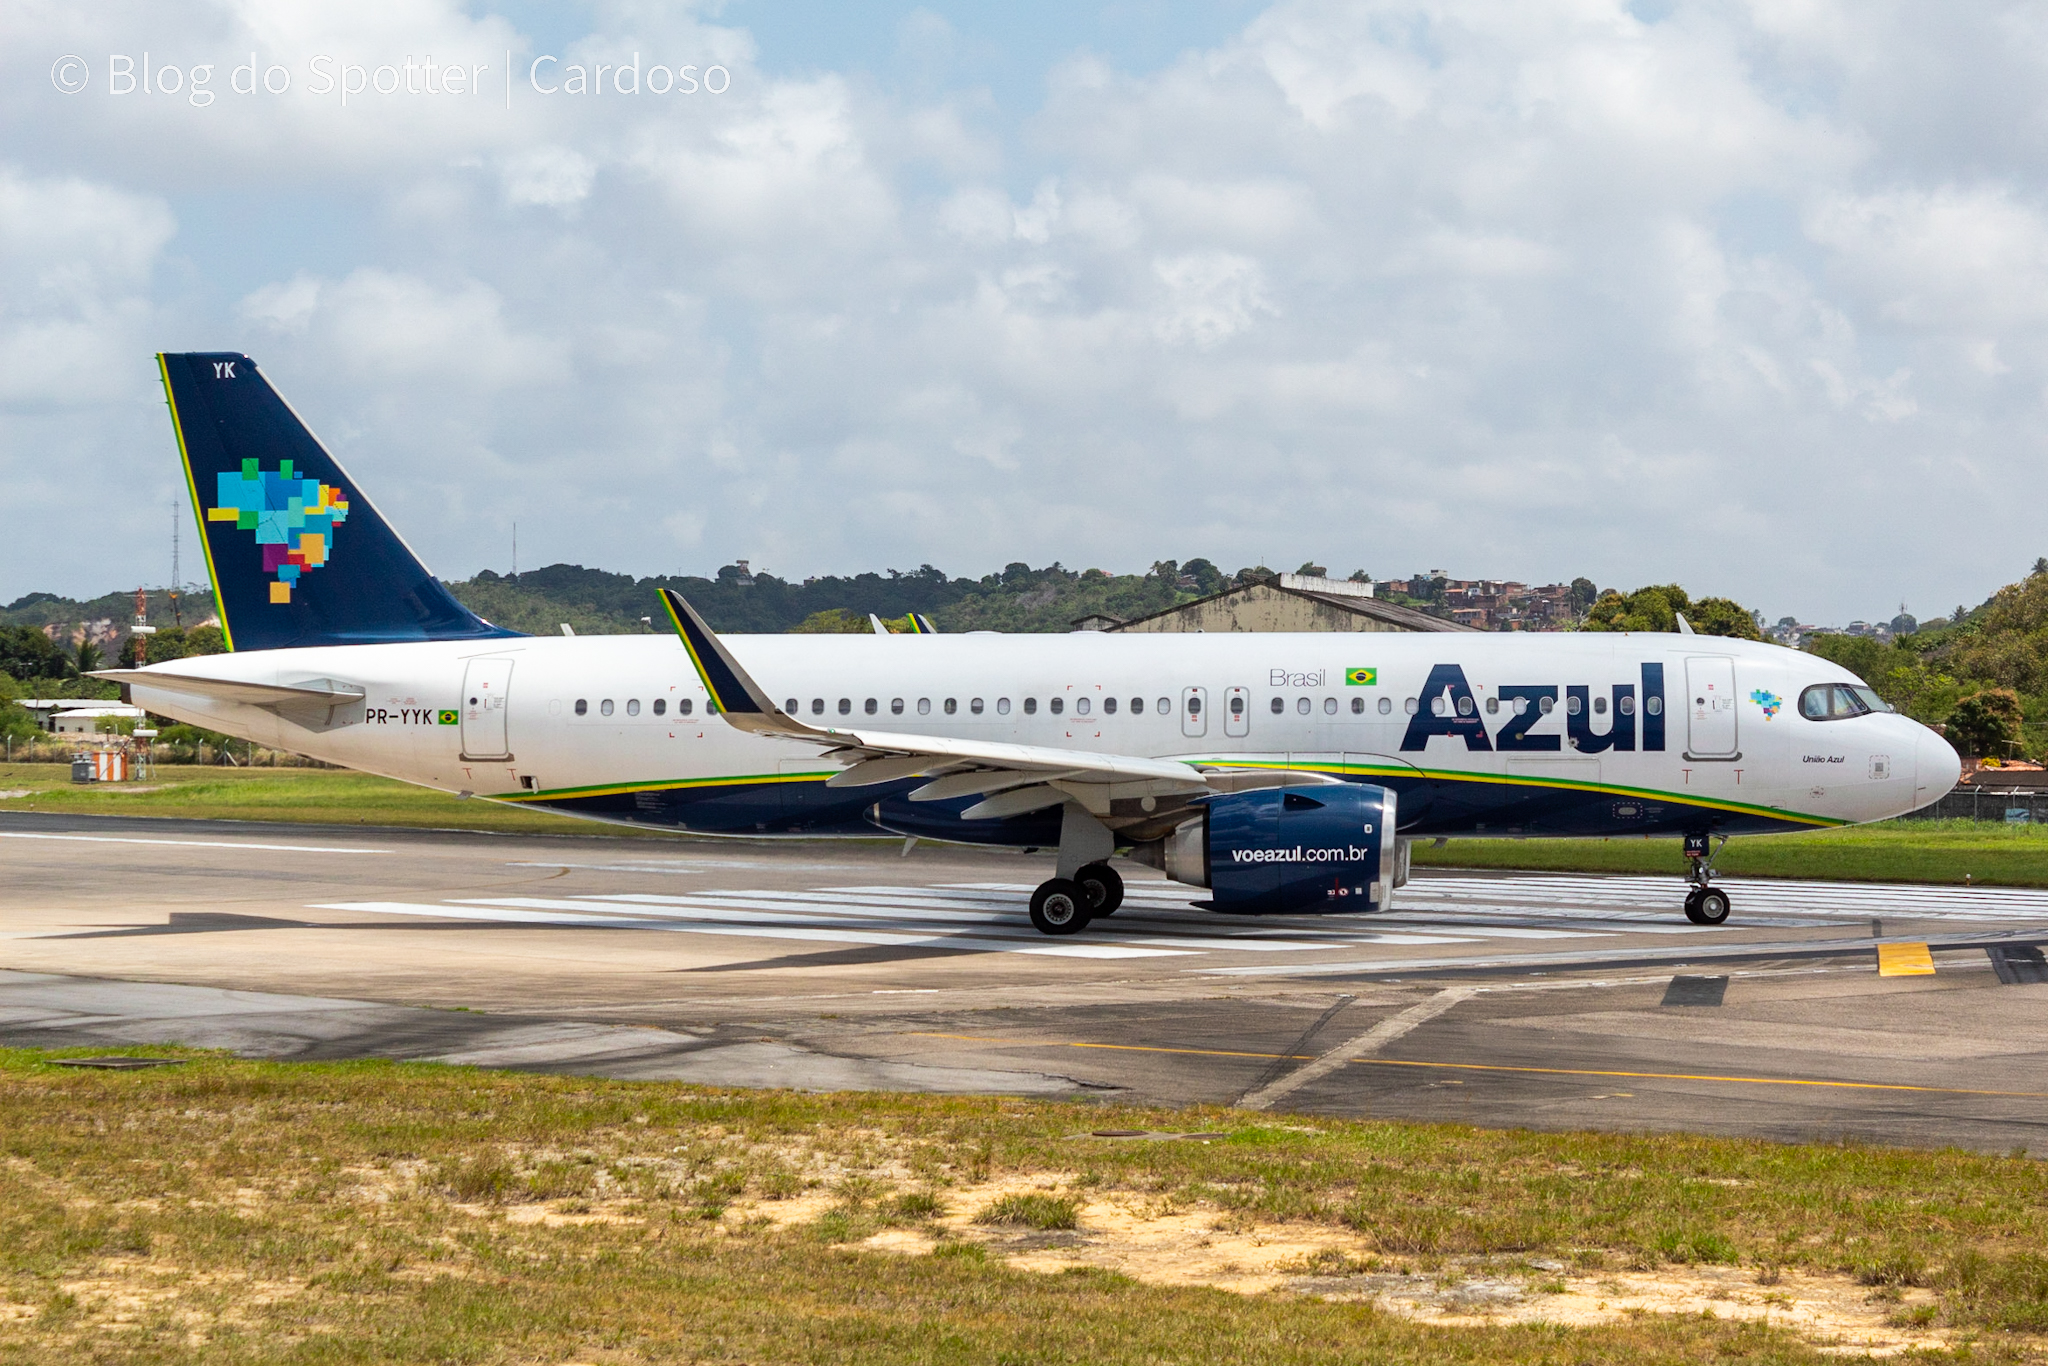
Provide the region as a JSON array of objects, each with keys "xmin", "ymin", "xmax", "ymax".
[
  {"xmin": 974, "ymin": 1193, "xmax": 1079, "ymax": 1231},
  {"xmin": 442, "ymin": 1157, "xmax": 517, "ymax": 1203},
  {"xmin": 757, "ymin": 1167, "xmax": 803, "ymax": 1200},
  {"xmin": 1851, "ymin": 1247, "xmax": 1926, "ymax": 1287},
  {"xmin": 524, "ymin": 1162, "xmax": 592, "ymax": 1201},
  {"xmin": 888, "ymin": 1190, "xmax": 946, "ymax": 1222}
]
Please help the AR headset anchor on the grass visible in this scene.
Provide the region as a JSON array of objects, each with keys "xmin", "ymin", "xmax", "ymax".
[
  {"xmin": 0, "ymin": 762, "xmax": 664, "ymax": 838},
  {"xmin": 6, "ymin": 760, "xmax": 2048, "ymax": 885},
  {"xmin": 975, "ymin": 1192, "xmax": 1081, "ymax": 1230},
  {"xmin": 0, "ymin": 1048, "xmax": 2045, "ymax": 1362},
  {"xmin": 1414, "ymin": 818, "xmax": 2048, "ymax": 887}
]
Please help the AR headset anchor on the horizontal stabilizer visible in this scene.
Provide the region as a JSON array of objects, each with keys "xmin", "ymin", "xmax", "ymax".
[{"xmin": 92, "ymin": 668, "xmax": 364, "ymax": 708}]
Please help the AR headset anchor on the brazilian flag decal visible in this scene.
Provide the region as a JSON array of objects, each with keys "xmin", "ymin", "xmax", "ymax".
[
  {"xmin": 1345, "ymin": 667, "xmax": 1377, "ymax": 686},
  {"xmin": 437, "ymin": 709, "xmax": 459, "ymax": 725}
]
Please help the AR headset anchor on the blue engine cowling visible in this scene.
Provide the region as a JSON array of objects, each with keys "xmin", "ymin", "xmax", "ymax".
[{"xmin": 1164, "ymin": 784, "xmax": 1399, "ymax": 914}]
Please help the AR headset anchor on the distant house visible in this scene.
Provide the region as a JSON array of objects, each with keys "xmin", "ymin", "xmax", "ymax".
[
  {"xmin": 1104, "ymin": 575, "xmax": 1477, "ymax": 635},
  {"xmin": 46, "ymin": 705, "xmax": 145, "ymax": 735}
]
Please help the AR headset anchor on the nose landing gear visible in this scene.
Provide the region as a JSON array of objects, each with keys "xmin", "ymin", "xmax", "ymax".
[{"xmin": 1683, "ymin": 833, "xmax": 1731, "ymax": 925}]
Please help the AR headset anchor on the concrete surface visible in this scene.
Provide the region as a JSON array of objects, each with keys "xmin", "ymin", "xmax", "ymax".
[{"xmin": 6, "ymin": 809, "xmax": 2048, "ymax": 1152}]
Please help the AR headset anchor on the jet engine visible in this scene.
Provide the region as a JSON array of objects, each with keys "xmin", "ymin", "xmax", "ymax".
[{"xmin": 1131, "ymin": 784, "xmax": 1399, "ymax": 914}]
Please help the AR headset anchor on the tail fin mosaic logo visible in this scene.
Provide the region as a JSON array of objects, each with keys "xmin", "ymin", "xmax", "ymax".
[{"xmin": 207, "ymin": 458, "xmax": 350, "ymax": 603}]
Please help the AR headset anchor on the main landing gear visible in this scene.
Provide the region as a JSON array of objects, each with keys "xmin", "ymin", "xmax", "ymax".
[
  {"xmin": 1029, "ymin": 862, "xmax": 1123, "ymax": 936},
  {"xmin": 1682, "ymin": 832, "xmax": 1731, "ymax": 925}
]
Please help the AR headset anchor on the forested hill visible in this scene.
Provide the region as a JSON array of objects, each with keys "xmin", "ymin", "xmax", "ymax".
[{"xmin": 443, "ymin": 559, "xmax": 1239, "ymax": 636}]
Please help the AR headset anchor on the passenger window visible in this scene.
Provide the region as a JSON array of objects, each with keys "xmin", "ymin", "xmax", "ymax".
[
  {"xmin": 575, "ymin": 699, "xmax": 588, "ymax": 716},
  {"xmin": 1050, "ymin": 697, "xmax": 1064, "ymax": 715},
  {"xmin": 1187, "ymin": 696, "xmax": 1201, "ymax": 715},
  {"xmin": 601, "ymin": 699, "xmax": 615, "ymax": 717},
  {"xmin": 944, "ymin": 698, "xmax": 958, "ymax": 715},
  {"xmin": 918, "ymin": 698, "xmax": 932, "ymax": 715},
  {"xmin": 1431, "ymin": 696, "xmax": 1447, "ymax": 717},
  {"xmin": 1134, "ymin": 697, "xmax": 1147, "ymax": 714},
  {"xmin": 865, "ymin": 698, "xmax": 878, "ymax": 715},
  {"xmin": 1379, "ymin": 697, "xmax": 1393, "ymax": 715},
  {"xmin": 1646, "ymin": 696, "xmax": 1662, "ymax": 716},
  {"xmin": 1593, "ymin": 696, "xmax": 1607, "ymax": 715},
  {"xmin": 1103, "ymin": 697, "xmax": 1117, "ymax": 715},
  {"xmin": 1513, "ymin": 697, "xmax": 1527, "ymax": 716},
  {"xmin": 811, "ymin": 698, "xmax": 825, "ymax": 715},
  {"xmin": 1485, "ymin": 697, "xmax": 1499, "ymax": 715},
  {"xmin": 1229, "ymin": 696, "xmax": 1244, "ymax": 716},
  {"xmin": 1351, "ymin": 697, "xmax": 1364, "ymax": 714},
  {"xmin": 1405, "ymin": 697, "xmax": 1418, "ymax": 715},
  {"xmin": 998, "ymin": 698, "xmax": 1011, "ymax": 715},
  {"xmin": 839, "ymin": 698, "xmax": 852, "ymax": 715},
  {"xmin": 1566, "ymin": 695, "xmax": 1582, "ymax": 716},
  {"xmin": 626, "ymin": 699, "xmax": 640, "ymax": 716},
  {"xmin": 971, "ymin": 698, "xmax": 984, "ymax": 714},
  {"xmin": 1156, "ymin": 697, "xmax": 1170, "ymax": 715},
  {"xmin": 1024, "ymin": 698, "xmax": 1037, "ymax": 714},
  {"xmin": 653, "ymin": 698, "xmax": 665, "ymax": 716},
  {"xmin": 1324, "ymin": 697, "xmax": 1337, "ymax": 715},
  {"xmin": 1297, "ymin": 697, "xmax": 1311, "ymax": 715},
  {"xmin": 1619, "ymin": 695, "xmax": 1635, "ymax": 716},
  {"xmin": 1075, "ymin": 697, "xmax": 1090, "ymax": 716},
  {"xmin": 1270, "ymin": 696, "xmax": 1284, "ymax": 715},
  {"xmin": 1540, "ymin": 695, "xmax": 1554, "ymax": 714},
  {"xmin": 785, "ymin": 698, "xmax": 798, "ymax": 713},
  {"xmin": 679, "ymin": 699, "xmax": 693, "ymax": 716},
  {"xmin": 892, "ymin": 698, "xmax": 905, "ymax": 715}
]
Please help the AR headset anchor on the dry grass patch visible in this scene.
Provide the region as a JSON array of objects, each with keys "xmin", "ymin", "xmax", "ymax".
[{"xmin": 2, "ymin": 1046, "xmax": 2045, "ymax": 1364}]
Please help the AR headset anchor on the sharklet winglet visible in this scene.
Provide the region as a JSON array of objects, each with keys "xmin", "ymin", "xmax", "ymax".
[{"xmin": 657, "ymin": 588, "xmax": 807, "ymax": 737}]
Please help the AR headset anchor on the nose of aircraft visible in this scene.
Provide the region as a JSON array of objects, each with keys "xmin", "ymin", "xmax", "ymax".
[{"xmin": 1913, "ymin": 722, "xmax": 1963, "ymax": 809}]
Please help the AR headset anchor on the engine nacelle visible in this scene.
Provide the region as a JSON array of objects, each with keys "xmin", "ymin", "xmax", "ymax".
[{"xmin": 1146, "ymin": 783, "xmax": 1399, "ymax": 914}]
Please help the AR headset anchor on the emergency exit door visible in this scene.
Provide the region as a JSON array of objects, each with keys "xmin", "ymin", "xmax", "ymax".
[
  {"xmin": 1225, "ymin": 686, "xmax": 1250, "ymax": 737},
  {"xmin": 1181, "ymin": 686, "xmax": 1207, "ymax": 739},
  {"xmin": 462, "ymin": 658, "xmax": 513, "ymax": 760},
  {"xmin": 1684, "ymin": 656, "xmax": 1738, "ymax": 758}
]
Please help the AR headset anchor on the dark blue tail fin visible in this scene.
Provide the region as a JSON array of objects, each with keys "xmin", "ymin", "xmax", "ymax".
[{"xmin": 159, "ymin": 352, "xmax": 519, "ymax": 651}]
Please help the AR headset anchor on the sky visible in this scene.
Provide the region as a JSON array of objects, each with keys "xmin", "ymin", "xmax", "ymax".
[{"xmin": 3, "ymin": 1, "xmax": 2046, "ymax": 626}]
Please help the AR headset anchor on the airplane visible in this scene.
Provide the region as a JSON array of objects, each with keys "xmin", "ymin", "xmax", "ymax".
[{"xmin": 99, "ymin": 352, "xmax": 1963, "ymax": 936}]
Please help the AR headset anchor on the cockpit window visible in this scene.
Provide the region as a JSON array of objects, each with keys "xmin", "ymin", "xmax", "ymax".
[{"xmin": 1799, "ymin": 683, "xmax": 1892, "ymax": 720}]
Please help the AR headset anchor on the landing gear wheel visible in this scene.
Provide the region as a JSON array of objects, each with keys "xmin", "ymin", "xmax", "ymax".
[
  {"xmin": 1076, "ymin": 863, "xmax": 1124, "ymax": 916},
  {"xmin": 1690, "ymin": 887, "xmax": 1731, "ymax": 925},
  {"xmin": 1683, "ymin": 889, "xmax": 1705, "ymax": 923},
  {"xmin": 1029, "ymin": 879, "xmax": 1092, "ymax": 936}
]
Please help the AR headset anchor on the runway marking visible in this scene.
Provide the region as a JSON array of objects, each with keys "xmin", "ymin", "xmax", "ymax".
[
  {"xmin": 1346, "ymin": 1058, "xmax": 2048, "ymax": 1099},
  {"xmin": 467, "ymin": 893, "xmax": 1490, "ymax": 954},
  {"xmin": 1238, "ymin": 987, "xmax": 1480, "ymax": 1111},
  {"xmin": 0, "ymin": 831, "xmax": 386, "ymax": 855},
  {"xmin": 312, "ymin": 901, "xmax": 1188, "ymax": 959},
  {"xmin": 906, "ymin": 1033, "xmax": 2048, "ymax": 1099}
]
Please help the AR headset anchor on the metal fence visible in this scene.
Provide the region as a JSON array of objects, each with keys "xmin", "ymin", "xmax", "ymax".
[{"xmin": 1900, "ymin": 787, "xmax": 2048, "ymax": 823}]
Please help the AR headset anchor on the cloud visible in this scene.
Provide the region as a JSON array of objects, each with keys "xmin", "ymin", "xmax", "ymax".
[{"xmin": 4, "ymin": 0, "xmax": 2048, "ymax": 623}]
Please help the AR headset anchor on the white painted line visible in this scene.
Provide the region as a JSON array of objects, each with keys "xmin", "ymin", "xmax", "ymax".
[
  {"xmin": 0, "ymin": 831, "xmax": 386, "ymax": 855},
  {"xmin": 312, "ymin": 902, "xmax": 1189, "ymax": 959},
  {"xmin": 1239, "ymin": 986, "xmax": 1479, "ymax": 1111}
]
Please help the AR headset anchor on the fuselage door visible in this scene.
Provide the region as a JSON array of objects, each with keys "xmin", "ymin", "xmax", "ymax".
[
  {"xmin": 1181, "ymin": 686, "xmax": 1208, "ymax": 739},
  {"xmin": 1224, "ymin": 686, "xmax": 1249, "ymax": 738},
  {"xmin": 1684, "ymin": 656, "xmax": 1738, "ymax": 758},
  {"xmin": 461, "ymin": 657, "xmax": 513, "ymax": 760}
]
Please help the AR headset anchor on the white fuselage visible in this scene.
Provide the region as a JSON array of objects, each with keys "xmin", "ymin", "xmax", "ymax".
[{"xmin": 126, "ymin": 629, "xmax": 1960, "ymax": 840}]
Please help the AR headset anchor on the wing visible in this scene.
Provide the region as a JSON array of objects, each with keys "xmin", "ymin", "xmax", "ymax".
[{"xmin": 656, "ymin": 588, "xmax": 1334, "ymax": 824}]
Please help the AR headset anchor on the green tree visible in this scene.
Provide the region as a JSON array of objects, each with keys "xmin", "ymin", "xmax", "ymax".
[
  {"xmin": 1947, "ymin": 689, "xmax": 2025, "ymax": 760},
  {"xmin": 73, "ymin": 639, "xmax": 102, "ymax": 674},
  {"xmin": 1581, "ymin": 584, "xmax": 1759, "ymax": 639},
  {"xmin": 0, "ymin": 625, "xmax": 64, "ymax": 681}
]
